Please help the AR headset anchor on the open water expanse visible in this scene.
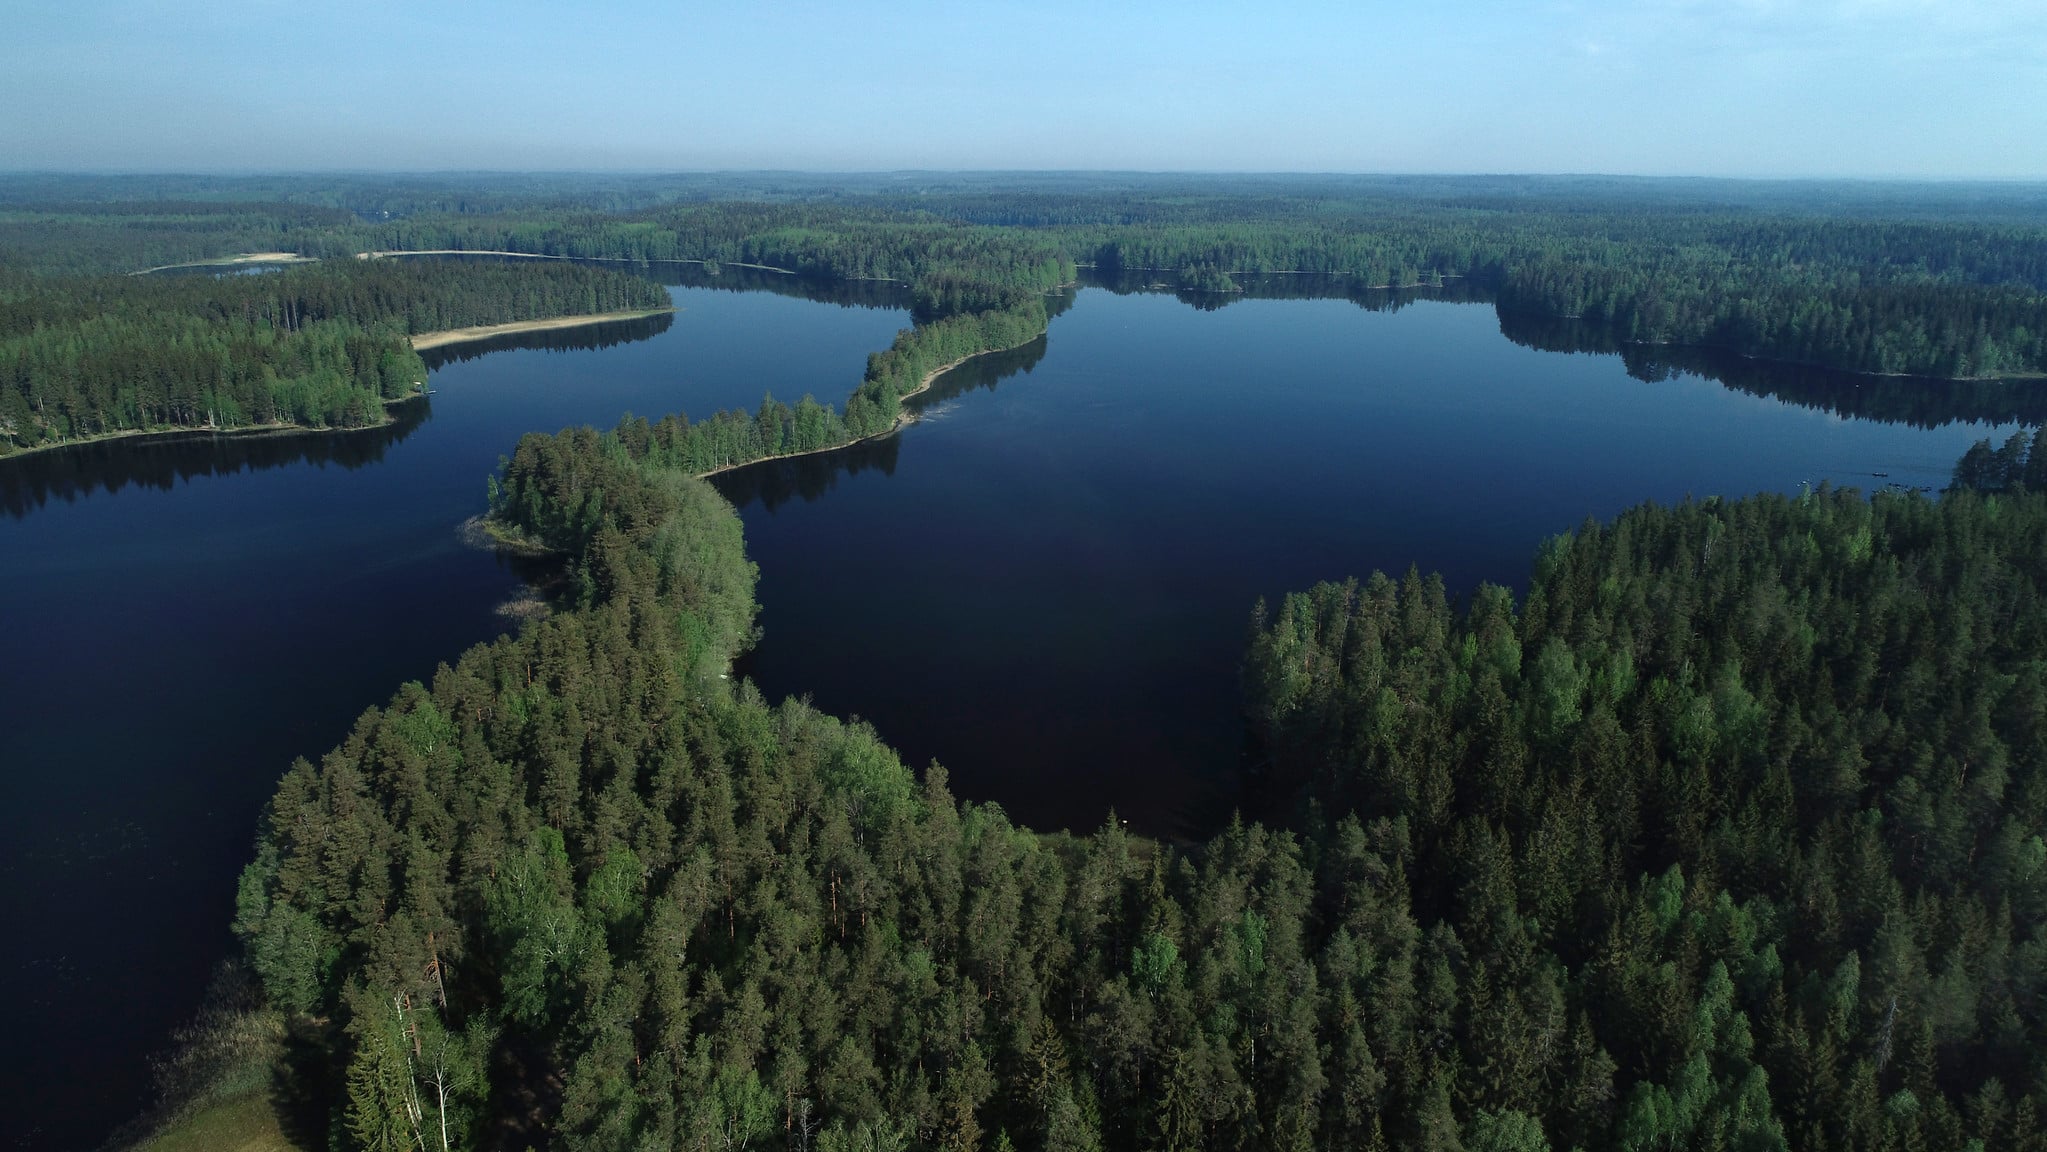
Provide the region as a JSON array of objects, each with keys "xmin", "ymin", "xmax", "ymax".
[{"xmin": 0, "ymin": 267, "xmax": 2032, "ymax": 1148}]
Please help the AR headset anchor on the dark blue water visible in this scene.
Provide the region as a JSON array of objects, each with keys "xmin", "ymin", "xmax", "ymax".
[
  {"xmin": 0, "ymin": 281, "xmax": 911, "ymax": 1151},
  {"xmin": 722, "ymin": 289, "xmax": 2028, "ymax": 839},
  {"xmin": 0, "ymin": 273, "xmax": 2029, "ymax": 1148}
]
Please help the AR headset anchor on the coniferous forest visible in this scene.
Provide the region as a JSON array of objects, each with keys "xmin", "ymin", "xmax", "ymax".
[
  {"xmin": 6, "ymin": 175, "xmax": 2047, "ymax": 456},
  {"xmin": 220, "ymin": 418, "xmax": 2047, "ymax": 1152},
  {"xmin": 8, "ymin": 176, "xmax": 2046, "ymax": 1152},
  {"xmin": 0, "ymin": 260, "xmax": 669, "ymax": 449}
]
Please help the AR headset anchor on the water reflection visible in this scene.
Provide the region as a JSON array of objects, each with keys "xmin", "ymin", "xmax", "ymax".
[
  {"xmin": 388, "ymin": 252, "xmax": 914, "ymax": 311},
  {"xmin": 1496, "ymin": 310, "xmax": 2047, "ymax": 429},
  {"xmin": 0, "ymin": 398, "xmax": 429, "ymax": 520},
  {"xmin": 641, "ymin": 261, "xmax": 913, "ymax": 311},
  {"xmin": 711, "ymin": 434, "xmax": 902, "ymax": 512},
  {"xmin": 1085, "ymin": 269, "xmax": 2044, "ymax": 430},
  {"xmin": 146, "ymin": 263, "xmax": 292, "ymax": 277},
  {"xmin": 1081, "ymin": 267, "xmax": 1490, "ymax": 313},
  {"xmin": 410, "ymin": 264, "xmax": 917, "ymax": 373},
  {"xmin": 418, "ymin": 311, "xmax": 676, "ymax": 368},
  {"xmin": 712, "ymin": 335, "xmax": 1053, "ymax": 512},
  {"xmin": 717, "ymin": 271, "xmax": 2040, "ymax": 520}
]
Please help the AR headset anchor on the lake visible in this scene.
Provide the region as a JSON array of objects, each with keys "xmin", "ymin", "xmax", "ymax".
[
  {"xmin": 722, "ymin": 279, "xmax": 2037, "ymax": 838},
  {"xmin": 0, "ymin": 268, "xmax": 910, "ymax": 1151},
  {"xmin": 0, "ymin": 267, "xmax": 2030, "ymax": 1148}
]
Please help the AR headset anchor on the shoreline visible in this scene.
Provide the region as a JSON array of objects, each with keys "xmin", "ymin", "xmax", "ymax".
[
  {"xmin": 0, "ymin": 394, "xmax": 426, "ymax": 464},
  {"xmin": 696, "ymin": 337, "xmax": 1038, "ymax": 479},
  {"xmin": 1079, "ymin": 271, "xmax": 2039, "ymax": 382},
  {"xmin": 358, "ymin": 250, "xmax": 799, "ymax": 275},
  {"xmin": 409, "ymin": 307, "xmax": 678, "ymax": 350},
  {"xmin": 1491, "ymin": 306, "xmax": 2047, "ymax": 383},
  {"xmin": 129, "ymin": 251, "xmax": 318, "ymax": 276},
  {"xmin": 0, "ymin": 307, "xmax": 672, "ymax": 463},
  {"xmin": 359, "ymin": 248, "xmax": 577, "ymax": 262}
]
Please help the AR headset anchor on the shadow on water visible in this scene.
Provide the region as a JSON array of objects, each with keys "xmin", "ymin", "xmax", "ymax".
[
  {"xmin": 640, "ymin": 260, "xmax": 915, "ymax": 311},
  {"xmin": 1080, "ymin": 266, "xmax": 1492, "ymax": 312},
  {"xmin": 389, "ymin": 251, "xmax": 915, "ymax": 311},
  {"xmin": 0, "ymin": 258, "xmax": 906, "ymax": 526},
  {"xmin": 417, "ymin": 310, "xmax": 677, "ymax": 368},
  {"xmin": 1495, "ymin": 310, "xmax": 2047, "ymax": 429},
  {"xmin": 710, "ymin": 334, "xmax": 1053, "ymax": 514},
  {"xmin": 0, "ymin": 398, "xmax": 431, "ymax": 521},
  {"xmin": 1085, "ymin": 267, "xmax": 2045, "ymax": 429},
  {"xmin": 709, "ymin": 433, "xmax": 904, "ymax": 514},
  {"xmin": 714, "ymin": 272, "xmax": 2040, "ymax": 522}
]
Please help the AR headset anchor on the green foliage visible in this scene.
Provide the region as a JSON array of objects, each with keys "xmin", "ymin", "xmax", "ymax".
[
  {"xmin": 334, "ymin": 185, "xmax": 2047, "ymax": 380},
  {"xmin": 486, "ymin": 827, "xmax": 587, "ymax": 1029},
  {"xmin": 13, "ymin": 181, "xmax": 2043, "ymax": 457},
  {"xmin": 1952, "ymin": 427, "xmax": 2047, "ymax": 492},
  {"xmin": 611, "ymin": 294, "xmax": 1052, "ymax": 477},
  {"xmin": 1467, "ymin": 1110, "xmax": 1551, "ymax": 1152},
  {"xmin": 0, "ymin": 259, "xmax": 665, "ymax": 451},
  {"xmin": 235, "ymin": 419, "xmax": 2047, "ymax": 1152},
  {"xmin": 1132, "ymin": 932, "xmax": 1181, "ymax": 995},
  {"xmin": 1247, "ymin": 477, "xmax": 2047, "ymax": 1152}
]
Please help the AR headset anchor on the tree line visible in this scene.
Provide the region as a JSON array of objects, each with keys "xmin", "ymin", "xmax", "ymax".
[
  {"xmin": 8, "ymin": 188, "xmax": 2044, "ymax": 454},
  {"xmin": 590, "ymin": 296, "xmax": 1053, "ymax": 477},
  {"xmin": 1951, "ymin": 427, "xmax": 2047, "ymax": 492},
  {"xmin": 1243, "ymin": 476, "xmax": 2047, "ymax": 1152},
  {"xmin": 223, "ymin": 422, "xmax": 2047, "ymax": 1152},
  {"xmin": 0, "ymin": 200, "xmax": 360, "ymax": 275},
  {"xmin": 0, "ymin": 260, "xmax": 668, "ymax": 452},
  {"xmin": 339, "ymin": 193, "xmax": 2047, "ymax": 379}
]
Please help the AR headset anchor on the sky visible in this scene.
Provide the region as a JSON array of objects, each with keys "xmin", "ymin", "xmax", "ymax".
[{"xmin": 3, "ymin": 0, "xmax": 2044, "ymax": 179}]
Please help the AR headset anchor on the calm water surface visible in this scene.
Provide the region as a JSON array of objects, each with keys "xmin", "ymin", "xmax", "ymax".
[
  {"xmin": 0, "ymin": 277, "xmax": 910, "ymax": 1150},
  {"xmin": 0, "ymin": 273, "xmax": 2028, "ymax": 1148},
  {"xmin": 724, "ymin": 288, "xmax": 2028, "ymax": 839}
]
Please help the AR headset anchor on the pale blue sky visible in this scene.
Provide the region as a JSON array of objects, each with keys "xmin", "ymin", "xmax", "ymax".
[{"xmin": 3, "ymin": 0, "xmax": 2043, "ymax": 177}]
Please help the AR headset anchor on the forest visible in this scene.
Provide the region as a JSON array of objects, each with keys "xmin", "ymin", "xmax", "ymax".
[
  {"xmin": 210, "ymin": 419, "xmax": 2047, "ymax": 1152},
  {"xmin": 5, "ymin": 178, "xmax": 2045, "ymax": 454},
  {"xmin": 330, "ymin": 193, "xmax": 2047, "ymax": 378},
  {"xmin": 0, "ymin": 260, "xmax": 669, "ymax": 452},
  {"xmin": 10, "ymin": 180, "xmax": 2047, "ymax": 1149}
]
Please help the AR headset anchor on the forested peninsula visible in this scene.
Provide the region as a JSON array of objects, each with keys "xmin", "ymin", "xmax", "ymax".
[{"xmin": 172, "ymin": 418, "xmax": 2047, "ymax": 1152}]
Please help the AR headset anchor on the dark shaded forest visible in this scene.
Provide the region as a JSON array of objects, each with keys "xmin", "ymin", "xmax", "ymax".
[
  {"xmin": 0, "ymin": 398, "xmax": 429, "ymax": 519},
  {"xmin": 221, "ymin": 420, "xmax": 2047, "ymax": 1152},
  {"xmin": 10, "ymin": 177, "xmax": 2043, "ymax": 1149},
  {"xmin": 0, "ymin": 260, "xmax": 668, "ymax": 452}
]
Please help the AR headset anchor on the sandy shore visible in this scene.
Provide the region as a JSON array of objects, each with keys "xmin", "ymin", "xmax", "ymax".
[
  {"xmin": 359, "ymin": 249, "xmax": 578, "ymax": 262},
  {"xmin": 130, "ymin": 252, "xmax": 317, "ymax": 275},
  {"xmin": 0, "ymin": 395, "xmax": 425, "ymax": 462},
  {"xmin": 359, "ymin": 250, "xmax": 798, "ymax": 274},
  {"xmin": 409, "ymin": 308, "xmax": 677, "ymax": 350}
]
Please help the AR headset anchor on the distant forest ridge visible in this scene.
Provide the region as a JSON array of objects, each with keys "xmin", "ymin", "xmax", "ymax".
[{"xmin": 3, "ymin": 175, "xmax": 2045, "ymax": 455}]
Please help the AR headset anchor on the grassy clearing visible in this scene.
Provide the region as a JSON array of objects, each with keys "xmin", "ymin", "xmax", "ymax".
[
  {"xmin": 134, "ymin": 1094, "xmax": 300, "ymax": 1152},
  {"xmin": 114, "ymin": 968, "xmax": 306, "ymax": 1152}
]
